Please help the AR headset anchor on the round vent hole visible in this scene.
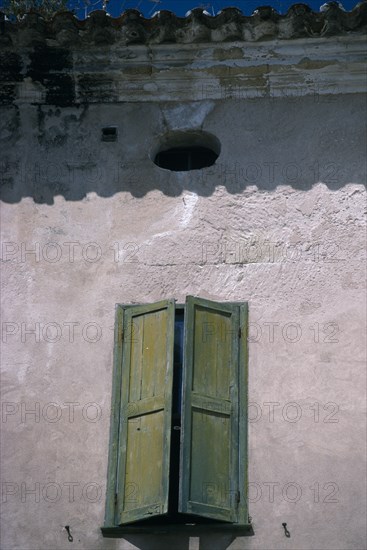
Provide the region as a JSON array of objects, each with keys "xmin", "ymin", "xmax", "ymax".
[{"xmin": 152, "ymin": 131, "xmax": 220, "ymax": 172}]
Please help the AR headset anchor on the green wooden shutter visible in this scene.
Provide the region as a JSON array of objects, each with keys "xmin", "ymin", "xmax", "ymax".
[
  {"xmin": 116, "ymin": 300, "xmax": 174, "ymax": 525},
  {"xmin": 179, "ymin": 296, "xmax": 246, "ymax": 523}
]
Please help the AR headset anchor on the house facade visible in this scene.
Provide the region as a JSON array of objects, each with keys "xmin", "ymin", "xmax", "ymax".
[{"xmin": 1, "ymin": 4, "xmax": 366, "ymax": 549}]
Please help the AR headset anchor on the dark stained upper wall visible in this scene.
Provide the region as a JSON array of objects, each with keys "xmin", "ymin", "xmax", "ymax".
[{"xmin": 0, "ymin": 3, "xmax": 366, "ymax": 106}]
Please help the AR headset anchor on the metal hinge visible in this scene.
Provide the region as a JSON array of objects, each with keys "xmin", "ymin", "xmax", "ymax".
[
  {"xmin": 238, "ymin": 327, "xmax": 242, "ymax": 338},
  {"xmin": 114, "ymin": 493, "xmax": 118, "ymax": 507},
  {"xmin": 236, "ymin": 491, "xmax": 240, "ymax": 504}
]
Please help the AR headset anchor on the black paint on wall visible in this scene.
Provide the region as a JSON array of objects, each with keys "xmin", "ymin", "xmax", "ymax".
[
  {"xmin": 0, "ymin": 52, "xmax": 22, "ymax": 105},
  {"xmin": 27, "ymin": 45, "xmax": 75, "ymax": 106}
]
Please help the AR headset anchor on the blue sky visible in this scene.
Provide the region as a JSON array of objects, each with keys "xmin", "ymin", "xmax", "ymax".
[
  {"xmin": 69, "ymin": 0, "xmax": 360, "ymax": 19},
  {"xmin": 0, "ymin": 0, "xmax": 360, "ymax": 18}
]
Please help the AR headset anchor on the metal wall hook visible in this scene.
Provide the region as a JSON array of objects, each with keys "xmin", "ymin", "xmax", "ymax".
[
  {"xmin": 282, "ymin": 522, "xmax": 291, "ymax": 538},
  {"xmin": 65, "ymin": 525, "xmax": 73, "ymax": 542}
]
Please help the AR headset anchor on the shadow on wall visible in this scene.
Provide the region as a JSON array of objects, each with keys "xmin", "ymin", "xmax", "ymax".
[
  {"xmin": 0, "ymin": 96, "xmax": 366, "ymax": 204},
  {"xmin": 120, "ymin": 533, "xmax": 245, "ymax": 549}
]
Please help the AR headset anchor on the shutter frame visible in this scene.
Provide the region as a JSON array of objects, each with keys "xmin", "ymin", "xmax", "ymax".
[
  {"xmin": 238, "ymin": 302, "xmax": 249, "ymax": 524},
  {"xmin": 104, "ymin": 304, "xmax": 124, "ymax": 528},
  {"xmin": 179, "ymin": 296, "xmax": 246, "ymax": 523}
]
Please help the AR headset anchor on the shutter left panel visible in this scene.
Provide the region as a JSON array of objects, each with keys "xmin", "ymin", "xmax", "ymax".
[{"xmin": 116, "ymin": 300, "xmax": 174, "ymax": 525}]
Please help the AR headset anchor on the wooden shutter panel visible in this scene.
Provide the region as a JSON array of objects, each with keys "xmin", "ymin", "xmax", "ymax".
[
  {"xmin": 179, "ymin": 296, "xmax": 243, "ymax": 522},
  {"xmin": 116, "ymin": 300, "xmax": 174, "ymax": 524}
]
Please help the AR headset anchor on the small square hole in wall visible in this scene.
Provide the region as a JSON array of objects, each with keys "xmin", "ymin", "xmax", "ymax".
[{"xmin": 102, "ymin": 127, "xmax": 118, "ymax": 142}]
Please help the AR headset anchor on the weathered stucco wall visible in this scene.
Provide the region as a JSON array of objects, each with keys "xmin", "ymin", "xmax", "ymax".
[{"xmin": 1, "ymin": 9, "xmax": 366, "ymax": 550}]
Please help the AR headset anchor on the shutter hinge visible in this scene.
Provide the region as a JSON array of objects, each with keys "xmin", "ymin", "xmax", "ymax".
[
  {"xmin": 114, "ymin": 493, "xmax": 118, "ymax": 507},
  {"xmin": 238, "ymin": 327, "xmax": 242, "ymax": 338},
  {"xmin": 119, "ymin": 329, "xmax": 124, "ymax": 344},
  {"xmin": 236, "ymin": 490, "xmax": 240, "ymax": 504}
]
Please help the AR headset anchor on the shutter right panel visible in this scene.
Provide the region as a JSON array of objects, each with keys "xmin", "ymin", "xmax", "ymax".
[{"xmin": 179, "ymin": 296, "xmax": 240, "ymax": 522}]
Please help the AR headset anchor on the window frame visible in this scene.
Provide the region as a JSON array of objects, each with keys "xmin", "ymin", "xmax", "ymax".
[{"xmin": 102, "ymin": 298, "xmax": 251, "ymax": 537}]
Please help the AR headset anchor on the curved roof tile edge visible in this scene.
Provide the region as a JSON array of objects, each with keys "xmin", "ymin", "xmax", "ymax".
[{"xmin": 0, "ymin": 2, "xmax": 366, "ymax": 44}]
